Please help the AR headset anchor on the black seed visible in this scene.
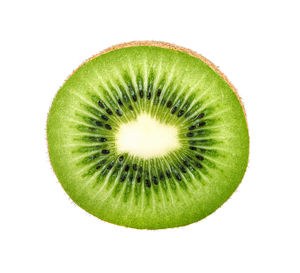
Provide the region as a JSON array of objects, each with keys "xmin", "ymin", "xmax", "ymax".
[
  {"xmin": 187, "ymin": 132, "xmax": 194, "ymax": 137},
  {"xmin": 145, "ymin": 179, "xmax": 151, "ymax": 187},
  {"xmin": 183, "ymin": 161, "xmax": 190, "ymax": 167},
  {"xmin": 129, "ymin": 105, "xmax": 133, "ymax": 111},
  {"xmin": 188, "ymin": 125, "xmax": 196, "ymax": 130},
  {"xmin": 177, "ymin": 110, "xmax": 184, "ymax": 117},
  {"xmin": 166, "ymin": 170, "xmax": 171, "ymax": 178},
  {"xmin": 125, "ymin": 164, "xmax": 130, "ymax": 172},
  {"xmin": 179, "ymin": 166, "xmax": 187, "ymax": 173},
  {"xmin": 198, "ymin": 121, "xmax": 206, "ymax": 127},
  {"xmin": 132, "ymin": 95, "xmax": 137, "ymax": 102},
  {"xmin": 120, "ymin": 174, "xmax": 126, "ymax": 182},
  {"xmin": 101, "ymin": 149, "xmax": 109, "ymax": 154},
  {"xmin": 175, "ymin": 174, "xmax": 182, "ymax": 181},
  {"xmin": 96, "ymin": 165, "xmax": 101, "ymax": 169},
  {"xmin": 99, "ymin": 137, "xmax": 107, "ymax": 142},
  {"xmin": 138, "ymin": 166, "xmax": 143, "ymax": 173},
  {"xmin": 133, "ymin": 164, "xmax": 137, "ymax": 171},
  {"xmin": 198, "ymin": 113, "xmax": 205, "ymax": 119},
  {"xmin": 153, "ymin": 176, "xmax": 158, "ymax": 185},
  {"xmin": 195, "ymin": 162, "xmax": 203, "ymax": 168},
  {"xmin": 189, "ymin": 146, "xmax": 197, "ymax": 151},
  {"xmin": 139, "ymin": 90, "xmax": 144, "ymax": 98},
  {"xmin": 107, "ymin": 164, "xmax": 113, "ymax": 170},
  {"xmin": 118, "ymin": 99, "xmax": 123, "ymax": 106},
  {"xmin": 196, "ymin": 155, "xmax": 204, "ymax": 161},
  {"xmin": 129, "ymin": 174, "xmax": 134, "ymax": 181},
  {"xmin": 159, "ymin": 172, "xmax": 165, "ymax": 180},
  {"xmin": 96, "ymin": 121, "xmax": 103, "ymax": 127},
  {"xmin": 157, "ymin": 90, "xmax": 161, "ymax": 97},
  {"xmin": 116, "ymin": 109, "xmax": 122, "ymax": 116},
  {"xmin": 171, "ymin": 106, "xmax": 178, "ymax": 114},
  {"xmin": 119, "ymin": 156, "xmax": 124, "ymax": 161},
  {"xmin": 105, "ymin": 124, "xmax": 112, "ymax": 130},
  {"xmin": 167, "ymin": 101, "xmax": 172, "ymax": 108},
  {"xmin": 106, "ymin": 109, "xmax": 113, "ymax": 115},
  {"xmin": 137, "ymin": 176, "xmax": 141, "ymax": 183},
  {"xmin": 101, "ymin": 115, "xmax": 108, "ymax": 121},
  {"xmin": 98, "ymin": 101, "xmax": 105, "ymax": 108},
  {"xmin": 147, "ymin": 92, "xmax": 151, "ymax": 100}
]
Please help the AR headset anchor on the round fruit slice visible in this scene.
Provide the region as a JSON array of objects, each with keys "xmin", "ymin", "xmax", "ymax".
[{"xmin": 47, "ymin": 41, "xmax": 249, "ymax": 229}]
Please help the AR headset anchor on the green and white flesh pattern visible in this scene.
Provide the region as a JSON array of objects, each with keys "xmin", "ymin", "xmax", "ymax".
[{"xmin": 47, "ymin": 45, "xmax": 249, "ymax": 229}]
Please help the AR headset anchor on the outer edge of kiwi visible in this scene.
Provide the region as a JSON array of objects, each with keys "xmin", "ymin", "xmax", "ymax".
[{"xmin": 47, "ymin": 41, "xmax": 249, "ymax": 229}]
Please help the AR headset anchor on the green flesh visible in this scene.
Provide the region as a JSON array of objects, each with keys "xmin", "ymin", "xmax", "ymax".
[{"xmin": 47, "ymin": 45, "xmax": 249, "ymax": 229}]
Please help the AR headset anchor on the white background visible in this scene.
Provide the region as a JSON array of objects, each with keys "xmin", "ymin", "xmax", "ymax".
[{"xmin": 1, "ymin": 1, "xmax": 299, "ymax": 272}]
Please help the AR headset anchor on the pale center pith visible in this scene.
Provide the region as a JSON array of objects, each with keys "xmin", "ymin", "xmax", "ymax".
[{"xmin": 116, "ymin": 114, "xmax": 180, "ymax": 159}]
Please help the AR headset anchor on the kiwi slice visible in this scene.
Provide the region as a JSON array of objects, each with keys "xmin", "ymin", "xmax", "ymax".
[{"xmin": 47, "ymin": 41, "xmax": 249, "ymax": 229}]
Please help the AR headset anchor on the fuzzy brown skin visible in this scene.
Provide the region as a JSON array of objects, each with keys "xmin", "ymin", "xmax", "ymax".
[{"xmin": 78, "ymin": 41, "xmax": 246, "ymax": 117}]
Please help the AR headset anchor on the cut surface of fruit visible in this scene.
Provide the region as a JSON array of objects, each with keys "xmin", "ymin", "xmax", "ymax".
[
  {"xmin": 47, "ymin": 41, "xmax": 249, "ymax": 229},
  {"xmin": 116, "ymin": 113, "xmax": 180, "ymax": 159}
]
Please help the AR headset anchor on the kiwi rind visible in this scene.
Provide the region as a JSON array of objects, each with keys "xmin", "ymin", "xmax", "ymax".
[{"xmin": 47, "ymin": 41, "xmax": 249, "ymax": 229}]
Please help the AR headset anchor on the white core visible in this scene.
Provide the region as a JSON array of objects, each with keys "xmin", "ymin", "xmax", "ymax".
[{"xmin": 116, "ymin": 114, "xmax": 180, "ymax": 159}]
